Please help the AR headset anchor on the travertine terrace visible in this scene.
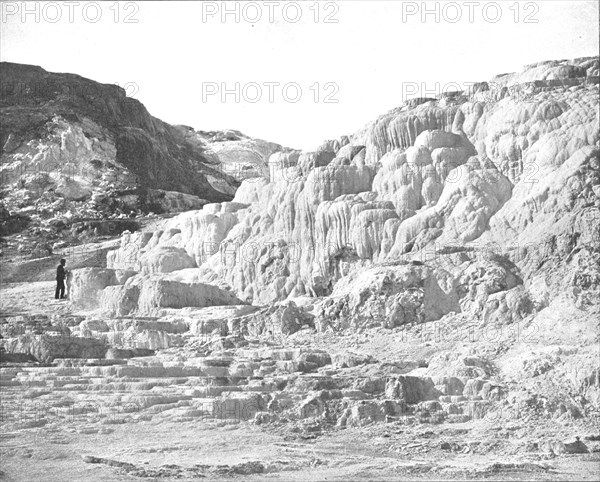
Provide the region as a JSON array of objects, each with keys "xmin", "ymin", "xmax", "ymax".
[{"xmin": 1, "ymin": 56, "xmax": 599, "ymax": 481}]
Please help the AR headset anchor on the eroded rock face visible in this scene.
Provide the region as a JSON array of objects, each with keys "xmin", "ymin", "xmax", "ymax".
[
  {"xmin": 231, "ymin": 301, "xmax": 315, "ymax": 338},
  {"xmin": 71, "ymin": 56, "xmax": 597, "ymax": 329},
  {"xmin": 193, "ymin": 129, "xmax": 285, "ymax": 182},
  {"xmin": 316, "ymin": 263, "xmax": 459, "ymax": 331},
  {"xmin": 455, "ymin": 257, "xmax": 534, "ymax": 323},
  {"xmin": 0, "ymin": 63, "xmax": 242, "ymax": 223}
]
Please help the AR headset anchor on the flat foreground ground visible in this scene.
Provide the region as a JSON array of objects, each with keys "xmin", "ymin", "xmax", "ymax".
[{"xmin": 1, "ymin": 282, "xmax": 599, "ymax": 481}]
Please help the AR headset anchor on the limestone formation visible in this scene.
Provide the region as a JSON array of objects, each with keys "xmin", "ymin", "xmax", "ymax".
[
  {"xmin": 70, "ymin": 268, "xmax": 135, "ymax": 309},
  {"xmin": 316, "ymin": 263, "xmax": 459, "ymax": 331},
  {"xmin": 8, "ymin": 59, "xmax": 590, "ymax": 473},
  {"xmin": 67, "ymin": 58, "xmax": 598, "ymax": 333},
  {"xmin": 1, "ymin": 333, "xmax": 108, "ymax": 362}
]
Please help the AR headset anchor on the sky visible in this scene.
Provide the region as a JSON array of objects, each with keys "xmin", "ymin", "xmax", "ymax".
[{"xmin": 1, "ymin": 1, "xmax": 598, "ymax": 150}]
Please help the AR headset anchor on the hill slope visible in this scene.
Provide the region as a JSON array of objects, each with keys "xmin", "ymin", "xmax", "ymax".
[{"xmin": 0, "ymin": 62, "xmax": 240, "ymax": 203}]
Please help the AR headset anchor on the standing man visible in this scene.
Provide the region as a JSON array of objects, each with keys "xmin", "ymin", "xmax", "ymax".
[{"xmin": 55, "ymin": 259, "xmax": 67, "ymax": 299}]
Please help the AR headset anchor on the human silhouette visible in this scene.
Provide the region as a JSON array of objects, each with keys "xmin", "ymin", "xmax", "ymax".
[{"xmin": 55, "ymin": 259, "xmax": 68, "ymax": 299}]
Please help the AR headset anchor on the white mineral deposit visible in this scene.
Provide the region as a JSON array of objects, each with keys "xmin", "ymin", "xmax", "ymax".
[{"xmin": 1, "ymin": 2, "xmax": 599, "ymax": 481}]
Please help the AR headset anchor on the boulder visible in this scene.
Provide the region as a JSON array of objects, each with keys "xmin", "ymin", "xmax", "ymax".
[
  {"xmin": 70, "ymin": 268, "xmax": 135, "ymax": 309},
  {"xmin": 385, "ymin": 376, "xmax": 440, "ymax": 404}
]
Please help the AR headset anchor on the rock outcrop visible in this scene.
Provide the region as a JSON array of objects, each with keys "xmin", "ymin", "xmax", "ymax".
[
  {"xmin": 85, "ymin": 57, "xmax": 598, "ymax": 326},
  {"xmin": 63, "ymin": 56, "xmax": 597, "ymax": 340},
  {"xmin": 316, "ymin": 263, "xmax": 459, "ymax": 330},
  {"xmin": 0, "ymin": 62, "xmax": 237, "ymax": 204}
]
